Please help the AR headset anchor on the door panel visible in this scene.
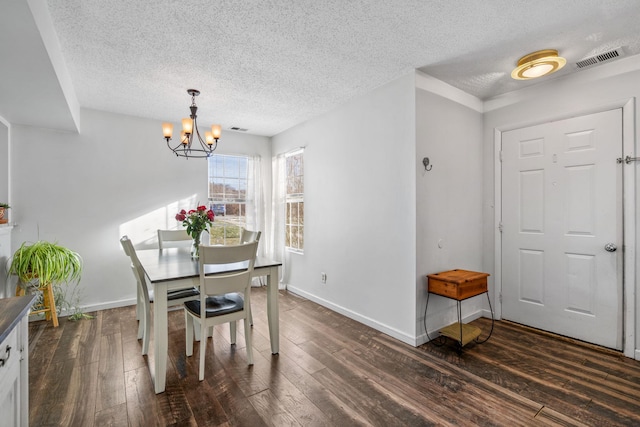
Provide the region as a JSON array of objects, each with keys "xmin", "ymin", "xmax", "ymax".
[{"xmin": 502, "ymin": 109, "xmax": 623, "ymax": 350}]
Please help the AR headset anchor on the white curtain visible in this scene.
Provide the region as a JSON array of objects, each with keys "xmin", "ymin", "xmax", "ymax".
[
  {"xmin": 246, "ymin": 155, "xmax": 266, "ymax": 257},
  {"xmin": 269, "ymin": 153, "xmax": 287, "ymax": 286}
]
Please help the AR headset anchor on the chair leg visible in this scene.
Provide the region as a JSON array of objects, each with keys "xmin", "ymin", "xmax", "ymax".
[
  {"xmin": 136, "ymin": 283, "xmax": 144, "ymax": 340},
  {"xmin": 199, "ymin": 321, "xmax": 207, "ymax": 381},
  {"xmin": 193, "ymin": 318, "xmax": 203, "ymax": 341},
  {"xmin": 137, "ymin": 314, "xmax": 144, "ymax": 340},
  {"xmin": 230, "ymin": 321, "xmax": 237, "ymax": 345},
  {"xmin": 135, "ymin": 285, "xmax": 142, "ymax": 321},
  {"xmin": 185, "ymin": 311, "xmax": 194, "ymax": 357},
  {"xmin": 244, "ymin": 315, "xmax": 253, "ymax": 366},
  {"xmin": 141, "ymin": 299, "xmax": 151, "ymax": 355}
]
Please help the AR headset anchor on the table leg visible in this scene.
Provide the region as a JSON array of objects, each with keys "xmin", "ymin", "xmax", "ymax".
[
  {"xmin": 153, "ymin": 284, "xmax": 168, "ymax": 394},
  {"xmin": 475, "ymin": 292, "xmax": 495, "ymax": 344},
  {"xmin": 457, "ymin": 300, "xmax": 463, "ymax": 353},
  {"xmin": 266, "ymin": 266, "xmax": 280, "ymax": 354}
]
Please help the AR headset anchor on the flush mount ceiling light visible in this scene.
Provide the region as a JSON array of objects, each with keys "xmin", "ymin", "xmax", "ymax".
[
  {"xmin": 162, "ymin": 89, "xmax": 222, "ymax": 158},
  {"xmin": 511, "ymin": 49, "xmax": 566, "ymax": 80}
]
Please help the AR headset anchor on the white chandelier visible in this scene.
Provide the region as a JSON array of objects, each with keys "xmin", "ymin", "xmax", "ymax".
[{"xmin": 162, "ymin": 89, "xmax": 222, "ymax": 158}]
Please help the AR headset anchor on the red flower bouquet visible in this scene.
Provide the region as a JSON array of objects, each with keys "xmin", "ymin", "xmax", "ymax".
[{"xmin": 175, "ymin": 205, "xmax": 215, "ymax": 257}]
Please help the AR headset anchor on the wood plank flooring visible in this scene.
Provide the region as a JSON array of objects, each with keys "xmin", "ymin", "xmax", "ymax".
[{"xmin": 28, "ymin": 287, "xmax": 640, "ymax": 426}]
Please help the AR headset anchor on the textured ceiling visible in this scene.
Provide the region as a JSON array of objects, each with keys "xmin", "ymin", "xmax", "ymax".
[{"xmin": 39, "ymin": 0, "xmax": 640, "ymax": 136}]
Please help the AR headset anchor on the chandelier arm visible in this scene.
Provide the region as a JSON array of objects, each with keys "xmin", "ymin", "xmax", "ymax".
[
  {"xmin": 193, "ymin": 121, "xmax": 206, "ymax": 150},
  {"xmin": 182, "ymin": 137, "xmax": 191, "ymax": 157},
  {"xmin": 166, "ymin": 137, "xmax": 183, "ymax": 152},
  {"xmin": 193, "ymin": 119, "xmax": 215, "ymax": 153}
]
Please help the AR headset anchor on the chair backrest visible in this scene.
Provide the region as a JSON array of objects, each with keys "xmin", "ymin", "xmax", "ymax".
[
  {"xmin": 199, "ymin": 242, "xmax": 259, "ymax": 298},
  {"xmin": 120, "ymin": 235, "xmax": 140, "ymax": 265},
  {"xmin": 120, "ymin": 235, "xmax": 148, "ymax": 290},
  {"xmin": 158, "ymin": 229, "xmax": 191, "ymax": 251},
  {"xmin": 239, "ymin": 228, "xmax": 261, "ymax": 244}
]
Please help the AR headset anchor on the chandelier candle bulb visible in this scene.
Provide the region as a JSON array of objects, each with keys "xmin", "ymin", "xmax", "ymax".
[
  {"xmin": 182, "ymin": 118, "xmax": 193, "ymax": 134},
  {"xmin": 211, "ymin": 124, "xmax": 222, "ymax": 140},
  {"xmin": 205, "ymin": 131, "xmax": 214, "ymax": 145},
  {"xmin": 162, "ymin": 122, "xmax": 173, "ymax": 139}
]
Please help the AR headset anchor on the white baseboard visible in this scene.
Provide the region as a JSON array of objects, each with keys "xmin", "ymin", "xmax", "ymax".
[
  {"xmin": 635, "ymin": 349, "xmax": 640, "ymax": 361},
  {"xmin": 27, "ymin": 297, "xmax": 137, "ymax": 322},
  {"xmin": 287, "ymin": 285, "xmax": 417, "ymax": 346},
  {"xmin": 81, "ymin": 297, "xmax": 137, "ymax": 313}
]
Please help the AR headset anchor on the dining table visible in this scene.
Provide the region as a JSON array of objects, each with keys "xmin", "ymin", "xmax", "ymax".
[{"xmin": 136, "ymin": 247, "xmax": 282, "ymax": 394}]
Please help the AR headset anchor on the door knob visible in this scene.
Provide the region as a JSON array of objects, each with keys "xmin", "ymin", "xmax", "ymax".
[{"xmin": 604, "ymin": 243, "xmax": 617, "ymax": 252}]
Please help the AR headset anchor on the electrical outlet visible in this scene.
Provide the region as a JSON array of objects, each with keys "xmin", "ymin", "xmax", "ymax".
[{"xmin": 321, "ymin": 272, "xmax": 327, "ymax": 283}]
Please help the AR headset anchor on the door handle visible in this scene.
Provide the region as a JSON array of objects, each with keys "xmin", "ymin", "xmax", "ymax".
[
  {"xmin": 0, "ymin": 345, "xmax": 11, "ymax": 367},
  {"xmin": 604, "ymin": 243, "xmax": 617, "ymax": 252}
]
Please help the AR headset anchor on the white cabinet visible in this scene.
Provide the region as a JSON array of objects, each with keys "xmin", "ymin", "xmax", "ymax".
[
  {"xmin": 0, "ymin": 296, "xmax": 34, "ymax": 427},
  {"xmin": 0, "ymin": 326, "xmax": 21, "ymax": 426}
]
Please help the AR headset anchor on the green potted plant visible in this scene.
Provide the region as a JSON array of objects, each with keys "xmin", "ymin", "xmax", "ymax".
[
  {"xmin": 0, "ymin": 203, "xmax": 9, "ymax": 223},
  {"xmin": 8, "ymin": 240, "xmax": 86, "ymax": 325}
]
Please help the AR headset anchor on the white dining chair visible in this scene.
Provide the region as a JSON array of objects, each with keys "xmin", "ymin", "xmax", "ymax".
[
  {"xmin": 158, "ymin": 229, "xmax": 191, "ymax": 251},
  {"xmin": 120, "ymin": 235, "xmax": 200, "ymax": 354},
  {"xmin": 239, "ymin": 228, "xmax": 261, "ymax": 244},
  {"xmin": 184, "ymin": 241, "xmax": 259, "ymax": 381},
  {"xmin": 238, "ymin": 229, "xmax": 261, "ymax": 324}
]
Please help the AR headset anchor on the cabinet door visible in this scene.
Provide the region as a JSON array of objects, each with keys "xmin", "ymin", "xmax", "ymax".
[
  {"xmin": 0, "ymin": 328, "xmax": 21, "ymax": 427},
  {"xmin": 0, "ymin": 368, "xmax": 20, "ymax": 427}
]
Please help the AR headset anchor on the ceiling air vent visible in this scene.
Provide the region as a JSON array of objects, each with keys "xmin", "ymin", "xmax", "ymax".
[
  {"xmin": 575, "ymin": 47, "xmax": 626, "ymax": 69},
  {"xmin": 230, "ymin": 127, "xmax": 248, "ymax": 132}
]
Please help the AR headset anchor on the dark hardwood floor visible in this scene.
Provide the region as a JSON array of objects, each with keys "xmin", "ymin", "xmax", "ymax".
[{"xmin": 28, "ymin": 287, "xmax": 640, "ymax": 426}]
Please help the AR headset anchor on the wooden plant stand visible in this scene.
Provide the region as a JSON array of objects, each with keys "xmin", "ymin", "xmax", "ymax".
[{"xmin": 16, "ymin": 281, "xmax": 59, "ymax": 327}]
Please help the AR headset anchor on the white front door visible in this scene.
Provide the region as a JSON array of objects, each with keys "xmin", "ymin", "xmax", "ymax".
[{"xmin": 501, "ymin": 109, "xmax": 623, "ymax": 350}]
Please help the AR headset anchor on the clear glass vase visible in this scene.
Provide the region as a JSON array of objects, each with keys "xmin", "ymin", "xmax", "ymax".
[{"xmin": 190, "ymin": 235, "xmax": 201, "ymax": 259}]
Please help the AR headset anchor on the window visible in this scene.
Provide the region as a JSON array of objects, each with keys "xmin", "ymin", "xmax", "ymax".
[
  {"xmin": 285, "ymin": 150, "xmax": 304, "ymax": 252},
  {"xmin": 208, "ymin": 154, "xmax": 249, "ymax": 245}
]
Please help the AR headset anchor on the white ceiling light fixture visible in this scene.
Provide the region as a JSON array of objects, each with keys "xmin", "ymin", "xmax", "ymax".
[
  {"xmin": 511, "ymin": 49, "xmax": 567, "ymax": 80},
  {"xmin": 162, "ymin": 89, "xmax": 222, "ymax": 158}
]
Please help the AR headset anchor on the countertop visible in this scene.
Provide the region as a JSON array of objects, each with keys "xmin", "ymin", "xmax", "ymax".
[{"xmin": 0, "ymin": 295, "xmax": 35, "ymax": 343}]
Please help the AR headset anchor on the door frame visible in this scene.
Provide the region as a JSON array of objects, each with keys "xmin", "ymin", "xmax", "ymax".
[{"xmin": 493, "ymin": 98, "xmax": 636, "ymax": 358}]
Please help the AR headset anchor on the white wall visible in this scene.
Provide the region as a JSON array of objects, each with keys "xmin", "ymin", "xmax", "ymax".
[
  {"xmin": 10, "ymin": 108, "xmax": 271, "ymax": 311},
  {"xmin": 272, "ymin": 72, "xmax": 418, "ymax": 343},
  {"xmin": 0, "ymin": 116, "xmax": 10, "ymax": 299},
  {"xmin": 482, "ymin": 56, "xmax": 640, "ymax": 358},
  {"xmin": 415, "ymin": 87, "xmax": 485, "ymax": 343},
  {"xmin": 0, "ymin": 118, "xmax": 8, "ymax": 204}
]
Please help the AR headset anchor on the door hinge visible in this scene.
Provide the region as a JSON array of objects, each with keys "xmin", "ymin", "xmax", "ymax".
[
  {"xmin": 499, "ymin": 292, "xmax": 502, "ymax": 303},
  {"xmin": 498, "ymin": 221, "xmax": 503, "ymax": 233},
  {"xmin": 499, "ymin": 151, "xmax": 503, "ymax": 162}
]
